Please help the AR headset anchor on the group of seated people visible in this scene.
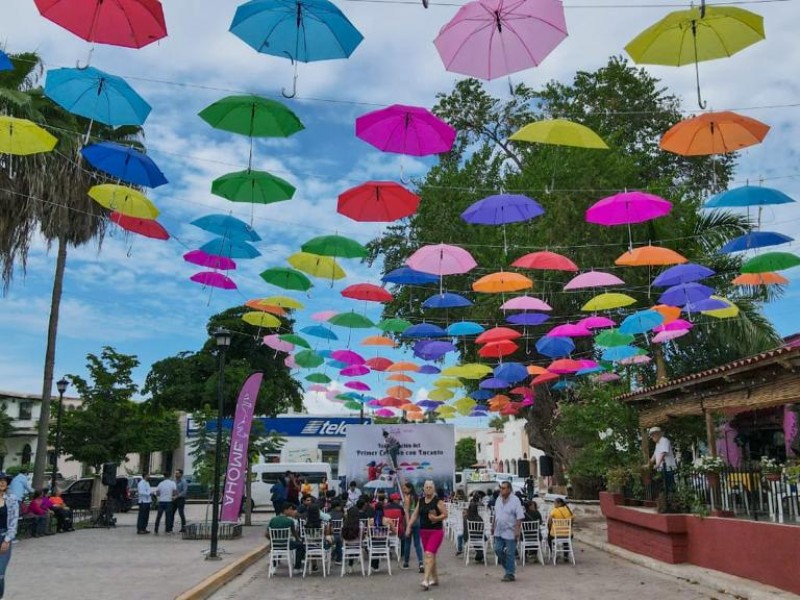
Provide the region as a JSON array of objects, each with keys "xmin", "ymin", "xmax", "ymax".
[{"xmin": 20, "ymin": 488, "xmax": 74, "ymax": 537}]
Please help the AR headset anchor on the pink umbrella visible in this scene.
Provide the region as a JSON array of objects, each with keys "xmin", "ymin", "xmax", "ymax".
[
  {"xmin": 308, "ymin": 384, "xmax": 328, "ymax": 392},
  {"xmin": 345, "ymin": 381, "xmax": 371, "ymax": 391},
  {"xmin": 500, "ymin": 296, "xmax": 552, "ymax": 311},
  {"xmin": 578, "ymin": 359, "xmax": 600, "ymax": 370},
  {"xmin": 183, "ymin": 249, "xmax": 236, "ymax": 271},
  {"xmin": 406, "ymin": 243, "xmax": 477, "ymax": 276},
  {"xmin": 596, "ymin": 372, "xmax": 620, "ymax": 383},
  {"xmin": 341, "ymin": 364, "xmax": 370, "ymax": 377},
  {"xmin": 331, "ymin": 349, "xmax": 365, "ymax": 365},
  {"xmin": 564, "ymin": 271, "xmax": 624, "ymax": 290},
  {"xmin": 312, "ymin": 310, "xmax": 339, "ymax": 322},
  {"xmin": 653, "ymin": 329, "xmax": 690, "ymax": 343},
  {"xmin": 653, "ymin": 319, "xmax": 694, "ymax": 332},
  {"xmin": 375, "ymin": 408, "xmax": 396, "ymax": 418},
  {"xmin": 356, "ymin": 104, "xmax": 456, "ymax": 156},
  {"xmin": 619, "ymin": 355, "xmax": 652, "ymax": 365},
  {"xmin": 586, "ymin": 191, "xmax": 672, "ymax": 226},
  {"xmin": 546, "ymin": 323, "xmax": 592, "ymax": 337},
  {"xmin": 367, "ymin": 399, "xmax": 383, "ymax": 407},
  {"xmin": 284, "ymin": 355, "xmax": 298, "ymax": 369},
  {"xmin": 578, "ymin": 316, "xmax": 616, "ymax": 329},
  {"xmin": 434, "ymin": 0, "xmax": 568, "ymax": 81},
  {"xmin": 263, "ymin": 334, "xmax": 294, "ymax": 353},
  {"xmin": 190, "ymin": 271, "xmax": 236, "ymax": 289}
]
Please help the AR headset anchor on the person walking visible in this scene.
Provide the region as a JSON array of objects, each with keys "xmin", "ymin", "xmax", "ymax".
[
  {"xmin": 154, "ymin": 473, "xmax": 177, "ymax": 535},
  {"xmin": 0, "ymin": 473, "xmax": 19, "ymax": 599},
  {"xmin": 492, "ymin": 481, "xmax": 524, "ymax": 582},
  {"xmin": 401, "ymin": 481, "xmax": 424, "ymax": 572},
  {"xmin": 406, "ymin": 480, "xmax": 448, "ymax": 591},
  {"xmin": 174, "ymin": 469, "xmax": 188, "ymax": 533},
  {"xmin": 136, "ymin": 476, "xmax": 152, "ymax": 534},
  {"xmin": 648, "ymin": 427, "xmax": 677, "ymax": 491}
]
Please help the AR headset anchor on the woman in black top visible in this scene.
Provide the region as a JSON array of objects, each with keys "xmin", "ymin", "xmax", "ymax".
[
  {"xmin": 0, "ymin": 473, "xmax": 19, "ymax": 599},
  {"xmin": 405, "ymin": 480, "xmax": 448, "ymax": 590}
]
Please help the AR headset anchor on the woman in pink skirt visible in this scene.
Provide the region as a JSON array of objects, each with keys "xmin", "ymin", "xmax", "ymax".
[{"xmin": 405, "ymin": 480, "xmax": 448, "ymax": 590}]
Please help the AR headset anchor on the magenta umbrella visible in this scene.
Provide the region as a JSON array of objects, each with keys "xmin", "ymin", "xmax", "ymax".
[
  {"xmin": 434, "ymin": 0, "xmax": 568, "ymax": 81},
  {"xmin": 578, "ymin": 316, "xmax": 616, "ymax": 329},
  {"xmin": 356, "ymin": 104, "xmax": 456, "ymax": 156},
  {"xmin": 654, "ymin": 319, "xmax": 693, "ymax": 333},
  {"xmin": 183, "ymin": 249, "xmax": 236, "ymax": 271},
  {"xmin": 586, "ymin": 191, "xmax": 672, "ymax": 226},
  {"xmin": 564, "ymin": 271, "xmax": 624, "ymax": 290},
  {"xmin": 375, "ymin": 408, "xmax": 396, "ymax": 418},
  {"xmin": 407, "ymin": 243, "xmax": 477, "ymax": 275},
  {"xmin": 263, "ymin": 334, "xmax": 294, "ymax": 353},
  {"xmin": 341, "ymin": 364, "xmax": 370, "ymax": 377},
  {"xmin": 345, "ymin": 381, "xmax": 371, "ymax": 391},
  {"xmin": 190, "ymin": 271, "xmax": 236, "ymax": 289},
  {"xmin": 500, "ymin": 296, "xmax": 552, "ymax": 311},
  {"xmin": 331, "ymin": 349, "xmax": 366, "ymax": 365},
  {"xmin": 547, "ymin": 323, "xmax": 592, "ymax": 337}
]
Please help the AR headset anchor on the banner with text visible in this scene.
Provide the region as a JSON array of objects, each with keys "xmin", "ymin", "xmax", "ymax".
[
  {"xmin": 344, "ymin": 424, "xmax": 455, "ymax": 496},
  {"xmin": 220, "ymin": 371, "xmax": 262, "ymax": 522}
]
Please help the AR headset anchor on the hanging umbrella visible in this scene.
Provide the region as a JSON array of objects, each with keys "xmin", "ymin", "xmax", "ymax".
[
  {"xmin": 414, "ymin": 340, "xmax": 457, "ymax": 360},
  {"xmin": 470, "ymin": 389, "xmax": 494, "ymax": 401},
  {"xmin": 479, "ymin": 340, "xmax": 519, "ymax": 358},
  {"xmin": 0, "ymin": 116, "xmax": 58, "ymax": 156},
  {"xmin": 702, "ymin": 296, "xmax": 740, "ymax": 319},
  {"xmin": 564, "ymin": 271, "xmax": 624, "ymax": 290},
  {"xmin": 595, "ymin": 329, "xmax": 635, "ymax": 347},
  {"xmin": 705, "ymin": 185, "xmax": 795, "ymax": 208},
  {"xmin": 0, "ymin": 50, "xmax": 12, "ymax": 71},
  {"xmin": 741, "ymin": 252, "xmax": 800, "ymax": 273},
  {"xmin": 402, "ymin": 323, "xmax": 447, "ymax": 339},
  {"xmin": 294, "ymin": 350, "xmax": 324, "ymax": 368},
  {"xmin": 512, "ymin": 251, "xmax": 578, "ymax": 271},
  {"xmin": 535, "ymin": 336, "xmax": 574, "ymax": 358},
  {"xmin": 110, "ymin": 212, "xmax": 168, "ymax": 240},
  {"xmin": 422, "ymin": 293, "xmax": 472, "ymax": 309},
  {"xmin": 260, "ymin": 267, "xmax": 312, "ymax": 291},
  {"xmin": 341, "ymin": 283, "xmax": 393, "ymax": 303},
  {"xmin": 406, "ymin": 243, "xmax": 477, "ymax": 275},
  {"xmin": 382, "ymin": 267, "xmax": 439, "ymax": 285},
  {"xmin": 199, "ymin": 95, "xmax": 303, "ymax": 137},
  {"xmin": 288, "ymin": 252, "xmax": 346, "ymax": 280},
  {"xmin": 654, "ymin": 319, "xmax": 694, "ymax": 333},
  {"xmin": 473, "ymin": 272, "xmax": 533, "ymax": 293},
  {"xmin": 419, "ymin": 365, "xmax": 441, "ymax": 375},
  {"xmin": 88, "ymin": 184, "xmax": 158, "ymax": 219},
  {"xmin": 479, "ymin": 377, "xmax": 510, "ymax": 390},
  {"xmin": 733, "ymin": 272, "xmax": 788, "ymax": 286},
  {"xmin": 183, "ymin": 250, "xmax": 236, "ymax": 271},
  {"xmin": 260, "ymin": 295, "xmax": 303, "ymax": 309},
  {"xmin": 341, "ymin": 365, "xmax": 370, "ymax": 377},
  {"xmin": 278, "ymin": 334, "xmax": 310, "ymax": 349},
  {"xmin": 500, "ymin": 296, "xmax": 552, "ymax": 311},
  {"xmin": 34, "ymin": 0, "xmax": 167, "ymax": 48},
  {"xmin": 461, "ymin": 194, "xmax": 544, "ymax": 225},
  {"xmin": 387, "ymin": 373, "xmax": 414, "ymax": 382},
  {"xmin": 601, "ymin": 345, "xmax": 642, "ymax": 362},
  {"xmin": 312, "ymin": 310, "xmax": 338, "ymax": 322},
  {"xmin": 510, "ymin": 119, "xmax": 608, "ymax": 148},
  {"xmin": 366, "ymin": 357, "xmax": 393, "ymax": 371},
  {"xmin": 45, "ymin": 66, "xmax": 151, "ymax": 126},
  {"xmin": 434, "ymin": 0, "xmax": 568, "ymax": 80},
  {"xmin": 652, "ymin": 263, "xmax": 715, "ymax": 287},
  {"xmin": 476, "ymin": 327, "xmax": 522, "ymax": 344},
  {"xmin": 547, "ymin": 323, "xmax": 592, "ymax": 337},
  {"xmin": 578, "ymin": 316, "xmax": 615, "ymax": 329},
  {"xmin": 356, "ymin": 104, "xmax": 456, "ymax": 156},
  {"xmin": 263, "ymin": 334, "xmax": 294, "ymax": 352},
  {"xmin": 242, "ymin": 312, "xmax": 282, "ymax": 328},
  {"xmin": 301, "ymin": 325, "xmax": 338, "ymax": 340},
  {"xmin": 624, "ymin": 4, "xmax": 765, "ymax": 108},
  {"xmin": 446, "ymin": 321, "xmax": 485, "ymax": 336},
  {"xmin": 337, "ymin": 181, "xmax": 420, "ymax": 222},
  {"xmin": 652, "ymin": 304, "xmax": 681, "ymax": 324},
  {"xmin": 81, "ymin": 141, "xmax": 167, "ymax": 187},
  {"xmin": 330, "ymin": 349, "xmax": 365, "ymax": 365},
  {"xmin": 375, "ymin": 408, "xmax": 396, "ymax": 418},
  {"xmin": 547, "ymin": 359, "xmax": 582, "ymax": 374},
  {"xmin": 200, "ymin": 238, "xmax": 260, "ymax": 260},
  {"xmin": 212, "ymin": 169, "xmax": 296, "ymax": 204},
  {"xmin": 658, "ymin": 282, "xmax": 714, "ymax": 306},
  {"xmin": 433, "ymin": 377, "xmax": 462, "ymax": 388},
  {"xmin": 587, "ymin": 191, "xmax": 672, "ymax": 226},
  {"xmin": 442, "ymin": 364, "xmax": 492, "ymax": 379},
  {"xmin": 652, "ymin": 329, "xmax": 690, "ymax": 343},
  {"xmin": 345, "ymin": 381, "xmax": 370, "ymax": 392},
  {"xmin": 306, "ymin": 373, "xmax": 332, "ymax": 384},
  {"xmin": 494, "ymin": 362, "xmax": 528, "ymax": 384},
  {"xmin": 302, "ymin": 234, "xmax": 368, "ymax": 259},
  {"xmin": 192, "ymin": 214, "xmax": 260, "ymax": 242},
  {"xmin": 616, "ymin": 245, "xmax": 687, "ymax": 267},
  {"xmin": 247, "ymin": 301, "xmax": 287, "ymax": 315},
  {"xmin": 532, "ymin": 372, "xmax": 559, "ymax": 385},
  {"xmin": 660, "ymin": 111, "xmax": 769, "ymax": 156},
  {"xmin": 362, "ymin": 335, "xmax": 397, "ymax": 347},
  {"xmin": 387, "ymin": 361, "xmax": 420, "ymax": 373},
  {"xmin": 684, "ymin": 297, "xmax": 729, "ymax": 313},
  {"xmin": 720, "ymin": 232, "xmax": 793, "ymax": 254},
  {"xmin": 387, "ymin": 386, "xmax": 413, "ymax": 400},
  {"xmin": 507, "ymin": 313, "xmax": 550, "ymax": 326},
  {"xmin": 619, "ymin": 310, "xmax": 664, "ymax": 335},
  {"xmin": 582, "ymin": 293, "xmax": 636, "ymax": 312},
  {"xmin": 328, "ymin": 311, "xmax": 375, "ymax": 328},
  {"xmin": 377, "ymin": 318, "xmax": 412, "ymax": 333}
]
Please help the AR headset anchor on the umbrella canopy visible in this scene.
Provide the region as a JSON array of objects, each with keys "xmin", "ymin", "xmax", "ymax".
[
  {"xmin": 387, "ymin": 361, "xmax": 420, "ymax": 373},
  {"xmin": 366, "ymin": 357, "xmax": 393, "ymax": 371},
  {"xmin": 434, "ymin": 0, "xmax": 568, "ymax": 80},
  {"xmin": 602, "ymin": 345, "xmax": 642, "ymax": 362},
  {"xmin": 461, "ymin": 194, "xmax": 544, "ymax": 225},
  {"xmin": 387, "ymin": 373, "xmax": 414, "ymax": 382},
  {"xmin": 110, "ymin": 212, "xmax": 168, "ymax": 240},
  {"xmin": 479, "ymin": 377, "xmax": 510, "ymax": 390},
  {"xmin": 652, "ymin": 304, "xmax": 681, "ymax": 324},
  {"xmin": 251, "ymin": 302, "xmax": 290, "ymax": 314},
  {"xmin": 447, "ymin": 321, "xmax": 485, "ymax": 336},
  {"xmin": 476, "ymin": 327, "xmax": 522, "ymax": 344},
  {"xmin": 705, "ymin": 185, "xmax": 795, "ymax": 208},
  {"xmin": 341, "ymin": 364, "xmax": 370, "ymax": 376},
  {"xmin": 494, "ymin": 362, "xmax": 528, "ymax": 384},
  {"xmin": 654, "ymin": 319, "xmax": 693, "ymax": 333},
  {"xmin": 652, "ymin": 329, "xmax": 690, "ymax": 344},
  {"xmin": 684, "ymin": 297, "xmax": 729, "ymax": 313},
  {"xmin": 443, "ymin": 364, "xmax": 492, "ymax": 379},
  {"xmin": 595, "ymin": 329, "xmax": 635, "ymax": 347},
  {"xmin": 509, "ymin": 119, "xmax": 608, "ymax": 149},
  {"xmin": 582, "ymin": 292, "xmax": 636, "ymax": 311},
  {"xmin": 212, "ymin": 169, "xmax": 295, "ymax": 204},
  {"xmin": 301, "ymin": 234, "xmax": 367, "ymax": 259},
  {"xmin": 288, "ymin": 252, "xmax": 345, "ymax": 280},
  {"xmin": 532, "ymin": 371, "xmax": 559, "ymax": 385},
  {"xmin": 500, "ymin": 296, "xmax": 552, "ymax": 311},
  {"xmin": 0, "ymin": 50, "xmax": 12, "ymax": 71},
  {"xmin": 183, "ymin": 250, "xmax": 236, "ymax": 271},
  {"xmin": 733, "ymin": 272, "xmax": 788, "ymax": 286},
  {"xmin": 259, "ymin": 267, "xmax": 312, "ymax": 291},
  {"xmin": 433, "ymin": 377, "xmax": 463, "ymax": 388},
  {"xmin": 512, "ymin": 251, "xmax": 578, "ymax": 271},
  {"xmin": 229, "ymin": 0, "xmax": 363, "ymax": 62},
  {"xmin": 406, "ymin": 243, "xmax": 477, "ymax": 276},
  {"xmin": 619, "ymin": 310, "xmax": 664, "ymax": 334},
  {"xmin": 306, "ymin": 373, "xmax": 332, "ymax": 384},
  {"xmin": 362, "ymin": 335, "xmax": 397, "ymax": 347},
  {"xmin": 242, "ymin": 312, "xmax": 283, "ymax": 328},
  {"xmin": 652, "ymin": 263, "xmax": 715, "ymax": 287},
  {"xmin": 331, "ymin": 349, "xmax": 365, "ymax": 365},
  {"xmin": 81, "ymin": 141, "xmax": 167, "ymax": 188},
  {"xmin": 345, "ymin": 381, "xmax": 370, "ymax": 392},
  {"xmin": 658, "ymin": 282, "xmax": 714, "ymax": 306},
  {"xmin": 45, "ymin": 66, "xmax": 151, "ymax": 126},
  {"xmin": 616, "ymin": 245, "xmax": 688, "ymax": 267},
  {"xmin": 199, "ymin": 238, "xmax": 260, "ymax": 260},
  {"xmin": 293, "ymin": 350, "xmax": 324, "ymax": 368},
  {"xmin": 312, "ymin": 310, "xmax": 338, "ymax": 322},
  {"xmin": 578, "ymin": 316, "xmax": 616, "ymax": 329},
  {"xmin": 507, "ymin": 313, "xmax": 550, "ymax": 326},
  {"xmin": 261, "ymin": 295, "xmax": 304, "ymax": 309},
  {"xmin": 479, "ymin": 340, "xmax": 519, "ymax": 358},
  {"xmin": 419, "ymin": 365, "xmax": 441, "ymax": 375},
  {"xmin": 473, "ymin": 272, "xmax": 533, "ymax": 293},
  {"xmin": 0, "ymin": 117, "xmax": 58, "ymax": 155},
  {"xmin": 548, "ymin": 359, "xmax": 583, "ymax": 374},
  {"xmin": 414, "ymin": 340, "xmax": 457, "ymax": 360},
  {"xmin": 422, "ymin": 292, "xmax": 472, "ymax": 309},
  {"xmin": 328, "ymin": 311, "xmax": 375, "ymax": 328},
  {"xmin": 374, "ymin": 408, "xmax": 396, "ymax": 418},
  {"xmin": 338, "ymin": 181, "xmax": 420, "ymax": 222},
  {"xmin": 300, "ymin": 325, "xmax": 338, "ymax": 340},
  {"xmin": 547, "ymin": 323, "xmax": 592, "ymax": 337},
  {"xmin": 263, "ymin": 334, "xmax": 294, "ymax": 352},
  {"xmin": 89, "ymin": 184, "xmax": 158, "ymax": 219},
  {"xmin": 382, "ymin": 267, "xmax": 439, "ymax": 285},
  {"xmin": 535, "ymin": 336, "xmax": 574, "ymax": 358},
  {"xmin": 402, "ymin": 323, "xmax": 447, "ymax": 339},
  {"xmin": 586, "ymin": 191, "xmax": 672, "ymax": 226},
  {"xmin": 34, "ymin": 0, "xmax": 167, "ymax": 48},
  {"xmin": 702, "ymin": 296, "xmax": 740, "ymax": 319},
  {"xmin": 341, "ymin": 283, "xmax": 393, "ymax": 303},
  {"xmin": 376, "ymin": 318, "xmax": 412, "ymax": 334},
  {"xmin": 192, "ymin": 214, "xmax": 260, "ymax": 242},
  {"xmin": 660, "ymin": 111, "xmax": 770, "ymax": 156},
  {"xmin": 741, "ymin": 252, "xmax": 800, "ymax": 273},
  {"xmin": 720, "ymin": 231, "xmax": 793, "ymax": 254},
  {"xmin": 387, "ymin": 386, "xmax": 413, "ymax": 400},
  {"xmin": 199, "ymin": 95, "xmax": 303, "ymax": 137},
  {"xmin": 356, "ymin": 104, "xmax": 456, "ymax": 156},
  {"xmin": 564, "ymin": 271, "xmax": 624, "ymax": 290}
]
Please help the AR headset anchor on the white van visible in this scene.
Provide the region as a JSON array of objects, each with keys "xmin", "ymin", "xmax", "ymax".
[{"xmin": 250, "ymin": 463, "xmax": 338, "ymax": 509}]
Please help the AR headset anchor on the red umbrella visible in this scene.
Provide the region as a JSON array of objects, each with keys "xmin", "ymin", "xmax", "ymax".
[
  {"xmin": 532, "ymin": 372, "xmax": 559, "ymax": 385},
  {"xmin": 512, "ymin": 251, "xmax": 578, "ymax": 271},
  {"xmin": 111, "ymin": 211, "xmax": 168, "ymax": 240},
  {"xmin": 365, "ymin": 357, "xmax": 393, "ymax": 371},
  {"xmin": 478, "ymin": 340, "xmax": 518, "ymax": 358},
  {"xmin": 476, "ymin": 327, "xmax": 522, "ymax": 344},
  {"xmin": 341, "ymin": 283, "xmax": 393, "ymax": 303},
  {"xmin": 35, "ymin": 0, "xmax": 168, "ymax": 49},
  {"xmin": 379, "ymin": 396, "xmax": 406, "ymax": 407},
  {"xmin": 547, "ymin": 359, "xmax": 582, "ymax": 374},
  {"xmin": 337, "ymin": 181, "xmax": 420, "ymax": 222}
]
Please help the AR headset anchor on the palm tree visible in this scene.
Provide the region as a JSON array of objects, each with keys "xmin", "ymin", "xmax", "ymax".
[{"xmin": 0, "ymin": 52, "xmax": 143, "ymax": 487}]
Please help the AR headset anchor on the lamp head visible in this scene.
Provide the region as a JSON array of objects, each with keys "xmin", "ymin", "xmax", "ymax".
[
  {"xmin": 56, "ymin": 378, "xmax": 69, "ymax": 395},
  {"xmin": 213, "ymin": 328, "xmax": 232, "ymax": 348}
]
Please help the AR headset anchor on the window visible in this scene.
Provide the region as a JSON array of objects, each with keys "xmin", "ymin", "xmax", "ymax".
[
  {"xmin": 260, "ymin": 471, "xmax": 328, "ymax": 484},
  {"xmin": 21, "ymin": 444, "xmax": 32, "ymax": 466},
  {"xmin": 19, "ymin": 401, "xmax": 33, "ymax": 421}
]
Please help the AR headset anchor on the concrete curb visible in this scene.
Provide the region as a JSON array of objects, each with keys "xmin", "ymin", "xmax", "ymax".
[
  {"xmin": 575, "ymin": 531, "xmax": 795, "ymax": 600},
  {"xmin": 175, "ymin": 543, "xmax": 269, "ymax": 600}
]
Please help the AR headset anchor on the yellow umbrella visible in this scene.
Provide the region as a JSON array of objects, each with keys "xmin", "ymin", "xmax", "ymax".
[
  {"xmin": 582, "ymin": 293, "xmax": 637, "ymax": 311},
  {"xmin": 453, "ymin": 397, "xmax": 476, "ymax": 415},
  {"xmin": 509, "ymin": 119, "xmax": 608, "ymax": 149},
  {"xmin": 702, "ymin": 296, "xmax": 740, "ymax": 319},
  {"xmin": 287, "ymin": 251, "xmax": 346, "ymax": 280},
  {"xmin": 242, "ymin": 311, "xmax": 282, "ymax": 328},
  {"xmin": 472, "ymin": 271, "xmax": 533, "ymax": 293},
  {"xmin": 428, "ymin": 388, "xmax": 454, "ymax": 402},
  {"xmin": 0, "ymin": 116, "xmax": 58, "ymax": 155},
  {"xmin": 88, "ymin": 184, "xmax": 159, "ymax": 219},
  {"xmin": 441, "ymin": 363, "xmax": 492, "ymax": 379},
  {"xmin": 361, "ymin": 335, "xmax": 397, "ymax": 347},
  {"xmin": 433, "ymin": 377, "xmax": 463, "ymax": 389},
  {"xmin": 436, "ymin": 405, "xmax": 457, "ymax": 416},
  {"xmin": 260, "ymin": 295, "xmax": 304, "ymax": 309}
]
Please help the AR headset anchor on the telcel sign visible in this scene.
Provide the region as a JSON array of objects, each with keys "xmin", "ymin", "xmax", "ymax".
[{"xmin": 194, "ymin": 416, "xmax": 371, "ymax": 438}]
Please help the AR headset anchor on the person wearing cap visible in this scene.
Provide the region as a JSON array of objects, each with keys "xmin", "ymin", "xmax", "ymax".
[
  {"xmin": 0, "ymin": 473, "xmax": 19, "ymax": 598},
  {"xmin": 648, "ymin": 427, "xmax": 677, "ymax": 489},
  {"xmin": 384, "ymin": 492, "xmax": 405, "ymax": 534}
]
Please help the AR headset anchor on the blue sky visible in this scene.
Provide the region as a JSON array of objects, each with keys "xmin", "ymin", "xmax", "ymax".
[{"xmin": 1, "ymin": 0, "xmax": 798, "ymax": 416}]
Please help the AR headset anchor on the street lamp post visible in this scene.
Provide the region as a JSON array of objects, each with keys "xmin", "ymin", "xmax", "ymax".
[
  {"xmin": 51, "ymin": 378, "xmax": 69, "ymax": 493},
  {"xmin": 208, "ymin": 327, "xmax": 231, "ymax": 561}
]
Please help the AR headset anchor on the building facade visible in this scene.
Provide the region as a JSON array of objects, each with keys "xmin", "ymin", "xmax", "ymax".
[{"xmin": 475, "ymin": 417, "xmax": 543, "ymax": 476}]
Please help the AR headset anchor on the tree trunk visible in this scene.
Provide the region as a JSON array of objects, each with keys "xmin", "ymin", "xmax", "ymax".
[
  {"xmin": 32, "ymin": 235, "xmax": 67, "ymax": 490},
  {"xmin": 653, "ymin": 345, "xmax": 669, "ymax": 384}
]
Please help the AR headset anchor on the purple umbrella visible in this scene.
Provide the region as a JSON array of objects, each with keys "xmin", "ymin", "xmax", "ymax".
[
  {"xmin": 434, "ymin": 0, "xmax": 568, "ymax": 81},
  {"xmin": 183, "ymin": 249, "xmax": 236, "ymax": 271},
  {"xmin": 190, "ymin": 271, "xmax": 236, "ymax": 289},
  {"xmin": 659, "ymin": 282, "xmax": 714, "ymax": 307},
  {"xmin": 340, "ymin": 364, "xmax": 370, "ymax": 377},
  {"xmin": 652, "ymin": 263, "xmax": 715, "ymax": 287},
  {"xmin": 418, "ymin": 364, "xmax": 441, "ymax": 374},
  {"xmin": 356, "ymin": 104, "xmax": 456, "ymax": 156},
  {"xmin": 586, "ymin": 191, "xmax": 673, "ymax": 226},
  {"xmin": 331, "ymin": 349, "xmax": 365, "ymax": 365},
  {"xmin": 413, "ymin": 340, "xmax": 457, "ymax": 360},
  {"xmin": 479, "ymin": 377, "xmax": 510, "ymax": 390},
  {"xmin": 461, "ymin": 194, "xmax": 544, "ymax": 225},
  {"xmin": 507, "ymin": 313, "xmax": 550, "ymax": 326},
  {"xmin": 417, "ymin": 399, "xmax": 443, "ymax": 410}
]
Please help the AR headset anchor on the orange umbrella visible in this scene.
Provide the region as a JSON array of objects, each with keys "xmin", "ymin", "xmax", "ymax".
[
  {"xmin": 244, "ymin": 300, "xmax": 288, "ymax": 316},
  {"xmin": 476, "ymin": 327, "xmax": 522, "ymax": 344},
  {"xmin": 379, "ymin": 396, "xmax": 406, "ymax": 407},
  {"xmin": 733, "ymin": 272, "xmax": 789, "ymax": 286},
  {"xmin": 400, "ymin": 403, "xmax": 422, "ymax": 412},
  {"xmin": 660, "ymin": 111, "xmax": 770, "ymax": 156},
  {"xmin": 387, "ymin": 373, "xmax": 415, "ymax": 383},
  {"xmin": 472, "ymin": 271, "xmax": 533, "ymax": 293},
  {"xmin": 652, "ymin": 304, "xmax": 681, "ymax": 325},
  {"xmin": 488, "ymin": 394, "xmax": 511, "ymax": 406},
  {"xmin": 406, "ymin": 410, "xmax": 425, "ymax": 421},
  {"xmin": 386, "ymin": 385, "xmax": 413, "ymax": 399},
  {"xmin": 362, "ymin": 335, "xmax": 397, "ymax": 347},
  {"xmin": 615, "ymin": 245, "xmax": 687, "ymax": 266},
  {"xmin": 527, "ymin": 365, "xmax": 549, "ymax": 376},
  {"xmin": 387, "ymin": 361, "xmax": 420, "ymax": 372}
]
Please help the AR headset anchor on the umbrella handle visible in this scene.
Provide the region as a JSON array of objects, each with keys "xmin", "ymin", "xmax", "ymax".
[
  {"xmin": 281, "ymin": 52, "xmax": 298, "ymax": 99},
  {"xmin": 76, "ymin": 47, "xmax": 94, "ymax": 70}
]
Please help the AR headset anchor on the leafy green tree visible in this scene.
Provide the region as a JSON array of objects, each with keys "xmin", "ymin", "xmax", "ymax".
[
  {"xmin": 455, "ymin": 437, "xmax": 477, "ymax": 470},
  {"xmin": 0, "ymin": 405, "xmax": 14, "ymax": 460}
]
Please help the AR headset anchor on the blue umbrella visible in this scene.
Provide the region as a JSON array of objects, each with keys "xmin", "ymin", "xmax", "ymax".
[
  {"xmin": 44, "ymin": 66, "xmax": 151, "ymax": 127},
  {"xmin": 422, "ymin": 292, "xmax": 472, "ymax": 309},
  {"xmin": 506, "ymin": 313, "xmax": 550, "ymax": 326},
  {"xmin": 619, "ymin": 310, "xmax": 664, "ymax": 335},
  {"xmin": 417, "ymin": 400, "xmax": 442, "ymax": 410},
  {"xmin": 479, "ymin": 377, "xmax": 510, "ymax": 390},
  {"xmin": 199, "ymin": 237, "xmax": 261, "ymax": 259},
  {"xmin": 658, "ymin": 283, "xmax": 714, "ymax": 307},
  {"xmin": 576, "ymin": 366, "xmax": 604, "ymax": 376},
  {"xmin": 652, "ymin": 263, "xmax": 715, "ymax": 287},
  {"xmin": 327, "ymin": 359, "xmax": 349, "ymax": 369},
  {"xmin": 719, "ymin": 231, "xmax": 793, "ymax": 254},
  {"xmin": 0, "ymin": 50, "xmax": 13, "ymax": 72},
  {"xmin": 705, "ymin": 185, "xmax": 795, "ymax": 208},
  {"xmin": 494, "ymin": 362, "xmax": 528, "ymax": 384},
  {"xmin": 470, "ymin": 390, "xmax": 494, "ymax": 401},
  {"xmin": 552, "ymin": 380, "xmax": 576, "ymax": 391},
  {"xmin": 601, "ymin": 345, "xmax": 641, "ymax": 362},
  {"xmin": 470, "ymin": 408, "xmax": 489, "ymax": 417},
  {"xmin": 382, "ymin": 267, "xmax": 439, "ymax": 285},
  {"xmin": 447, "ymin": 321, "xmax": 485, "ymax": 336},
  {"xmin": 418, "ymin": 364, "xmax": 441, "ymax": 375},
  {"xmin": 300, "ymin": 325, "xmax": 338, "ymax": 340},
  {"xmin": 401, "ymin": 323, "xmax": 447, "ymax": 339},
  {"xmin": 461, "ymin": 194, "xmax": 544, "ymax": 225},
  {"xmin": 81, "ymin": 142, "xmax": 168, "ymax": 188},
  {"xmin": 317, "ymin": 349, "xmax": 333, "ymax": 358},
  {"xmin": 535, "ymin": 336, "xmax": 574, "ymax": 358},
  {"xmin": 192, "ymin": 215, "xmax": 261, "ymax": 242},
  {"xmin": 414, "ymin": 340, "xmax": 456, "ymax": 360}
]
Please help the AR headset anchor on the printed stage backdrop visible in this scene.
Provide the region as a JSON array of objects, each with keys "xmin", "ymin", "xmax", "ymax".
[{"xmin": 344, "ymin": 424, "xmax": 455, "ymax": 496}]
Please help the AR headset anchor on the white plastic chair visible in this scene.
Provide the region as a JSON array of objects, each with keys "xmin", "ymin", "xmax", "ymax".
[
  {"xmin": 303, "ymin": 527, "xmax": 329, "ymax": 577},
  {"xmin": 464, "ymin": 520, "xmax": 487, "ymax": 565},
  {"xmin": 520, "ymin": 521, "xmax": 544, "ymax": 565},
  {"xmin": 341, "ymin": 527, "xmax": 365, "ymax": 577},
  {"xmin": 367, "ymin": 525, "xmax": 392, "ymax": 576},
  {"xmin": 383, "ymin": 516, "xmax": 402, "ymax": 563},
  {"xmin": 268, "ymin": 527, "xmax": 294, "ymax": 578},
  {"xmin": 550, "ymin": 518, "xmax": 575, "ymax": 565}
]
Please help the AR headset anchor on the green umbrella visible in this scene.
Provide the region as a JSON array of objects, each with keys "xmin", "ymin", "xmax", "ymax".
[
  {"xmin": 306, "ymin": 372, "xmax": 331, "ymax": 384},
  {"xmin": 328, "ymin": 311, "xmax": 375, "ymax": 329},
  {"xmin": 344, "ymin": 401, "xmax": 363, "ymax": 411},
  {"xmin": 595, "ymin": 329, "xmax": 635, "ymax": 347},
  {"xmin": 199, "ymin": 95, "xmax": 304, "ymax": 138},
  {"xmin": 294, "ymin": 349, "xmax": 324, "ymax": 368},
  {"xmin": 260, "ymin": 267, "xmax": 312, "ymax": 291},
  {"xmin": 279, "ymin": 333, "xmax": 310, "ymax": 349},
  {"xmin": 741, "ymin": 252, "xmax": 800, "ymax": 273},
  {"xmin": 212, "ymin": 170, "xmax": 296, "ymax": 204},
  {"xmin": 301, "ymin": 234, "xmax": 368, "ymax": 259},
  {"xmin": 377, "ymin": 318, "xmax": 412, "ymax": 333}
]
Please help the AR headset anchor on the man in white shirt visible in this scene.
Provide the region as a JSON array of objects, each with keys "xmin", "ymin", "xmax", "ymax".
[
  {"xmin": 154, "ymin": 473, "xmax": 178, "ymax": 534},
  {"xmin": 649, "ymin": 427, "xmax": 677, "ymax": 491},
  {"xmin": 491, "ymin": 481, "xmax": 524, "ymax": 582},
  {"xmin": 346, "ymin": 481, "xmax": 361, "ymax": 508},
  {"xmin": 136, "ymin": 476, "xmax": 153, "ymax": 534}
]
